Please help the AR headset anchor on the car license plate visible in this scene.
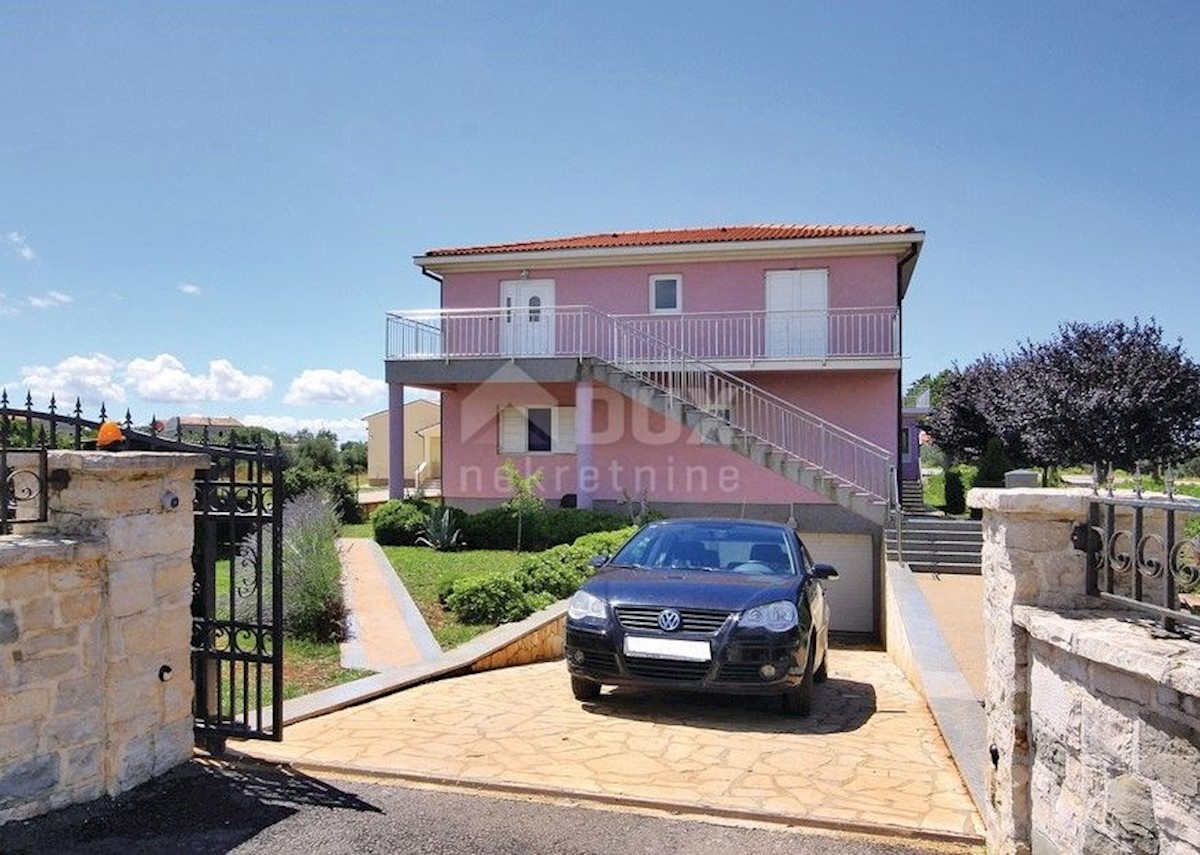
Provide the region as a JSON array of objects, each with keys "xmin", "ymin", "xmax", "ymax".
[{"xmin": 624, "ymin": 635, "xmax": 711, "ymax": 662}]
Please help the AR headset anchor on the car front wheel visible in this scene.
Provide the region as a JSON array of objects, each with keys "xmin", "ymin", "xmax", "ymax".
[
  {"xmin": 571, "ymin": 676, "xmax": 601, "ymax": 701},
  {"xmin": 782, "ymin": 639, "xmax": 815, "ymax": 717}
]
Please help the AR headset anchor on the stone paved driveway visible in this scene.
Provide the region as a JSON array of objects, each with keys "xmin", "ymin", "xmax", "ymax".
[{"xmin": 235, "ymin": 649, "xmax": 982, "ymax": 843}]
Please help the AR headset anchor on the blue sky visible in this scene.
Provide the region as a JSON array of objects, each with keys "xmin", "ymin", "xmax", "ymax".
[{"xmin": 3, "ymin": 2, "xmax": 1198, "ymax": 442}]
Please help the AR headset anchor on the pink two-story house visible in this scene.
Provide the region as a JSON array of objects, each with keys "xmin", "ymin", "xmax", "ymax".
[{"xmin": 385, "ymin": 224, "xmax": 924, "ymax": 634}]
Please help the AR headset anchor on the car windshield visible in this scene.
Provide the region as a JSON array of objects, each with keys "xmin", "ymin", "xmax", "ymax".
[{"xmin": 609, "ymin": 521, "xmax": 797, "ymax": 576}]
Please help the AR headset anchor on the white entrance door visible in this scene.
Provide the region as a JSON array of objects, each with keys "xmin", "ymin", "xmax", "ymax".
[
  {"xmin": 500, "ymin": 279, "xmax": 556, "ymax": 356},
  {"xmin": 765, "ymin": 269, "xmax": 828, "ymax": 358}
]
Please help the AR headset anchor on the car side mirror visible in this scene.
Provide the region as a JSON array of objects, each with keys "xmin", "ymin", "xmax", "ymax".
[
  {"xmin": 588, "ymin": 554, "xmax": 610, "ymax": 569},
  {"xmin": 811, "ymin": 563, "xmax": 839, "ymax": 580}
]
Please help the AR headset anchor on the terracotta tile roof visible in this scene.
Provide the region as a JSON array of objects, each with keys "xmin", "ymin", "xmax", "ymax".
[{"xmin": 425, "ymin": 224, "xmax": 918, "ymax": 257}]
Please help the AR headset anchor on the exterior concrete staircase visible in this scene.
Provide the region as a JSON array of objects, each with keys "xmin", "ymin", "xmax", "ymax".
[
  {"xmin": 588, "ymin": 360, "xmax": 890, "ymax": 524},
  {"xmin": 885, "ymin": 516, "xmax": 983, "ymax": 574},
  {"xmin": 899, "ymin": 479, "xmax": 927, "ymax": 512}
]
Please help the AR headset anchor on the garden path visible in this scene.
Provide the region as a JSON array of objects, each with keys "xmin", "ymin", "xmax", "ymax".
[{"xmin": 338, "ymin": 538, "xmax": 442, "ymax": 670}]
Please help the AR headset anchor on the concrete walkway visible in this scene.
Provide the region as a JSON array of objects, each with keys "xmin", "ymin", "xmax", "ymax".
[
  {"xmin": 911, "ymin": 574, "xmax": 985, "ymax": 701},
  {"xmin": 338, "ymin": 538, "xmax": 441, "ymax": 671}
]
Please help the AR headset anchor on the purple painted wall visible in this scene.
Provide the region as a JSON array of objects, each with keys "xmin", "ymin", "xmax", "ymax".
[
  {"xmin": 440, "ymin": 254, "xmax": 897, "ymax": 314},
  {"xmin": 429, "ymin": 250, "xmax": 903, "ymax": 507},
  {"xmin": 442, "ymin": 382, "xmax": 822, "ymax": 505}
]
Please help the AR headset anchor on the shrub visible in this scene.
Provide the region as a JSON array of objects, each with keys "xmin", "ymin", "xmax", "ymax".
[
  {"xmin": 542, "ymin": 509, "xmax": 631, "ymax": 546},
  {"xmin": 944, "ymin": 468, "xmax": 966, "ymax": 515},
  {"xmin": 511, "ymin": 525, "xmax": 638, "ymax": 598},
  {"xmin": 973, "ymin": 436, "xmax": 1012, "ymax": 488},
  {"xmin": 239, "ymin": 490, "xmax": 348, "ymax": 643},
  {"xmin": 372, "ymin": 500, "xmax": 429, "ymax": 546},
  {"xmin": 443, "ymin": 524, "xmax": 639, "ymax": 625},
  {"xmin": 282, "ymin": 464, "xmax": 361, "ymax": 524},
  {"xmin": 459, "ymin": 506, "xmax": 630, "ymax": 551},
  {"xmin": 460, "ymin": 507, "xmax": 522, "ymax": 550},
  {"xmin": 444, "ymin": 573, "xmax": 534, "ymax": 624}
]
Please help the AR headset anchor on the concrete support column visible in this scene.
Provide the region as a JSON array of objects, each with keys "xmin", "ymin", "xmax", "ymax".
[
  {"xmin": 968, "ymin": 488, "xmax": 1091, "ymax": 855},
  {"xmin": 388, "ymin": 383, "xmax": 405, "ymax": 500},
  {"xmin": 574, "ymin": 381, "xmax": 594, "ymax": 509}
]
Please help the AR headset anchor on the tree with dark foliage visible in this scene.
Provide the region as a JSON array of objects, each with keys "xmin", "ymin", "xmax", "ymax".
[
  {"xmin": 926, "ymin": 319, "xmax": 1200, "ymax": 472},
  {"xmin": 923, "ymin": 357, "xmax": 1005, "ymax": 463}
]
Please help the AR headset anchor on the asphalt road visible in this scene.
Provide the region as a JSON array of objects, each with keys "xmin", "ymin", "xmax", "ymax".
[{"xmin": 0, "ymin": 759, "xmax": 980, "ymax": 855}]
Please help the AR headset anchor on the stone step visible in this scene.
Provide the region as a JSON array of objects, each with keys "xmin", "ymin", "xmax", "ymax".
[
  {"xmin": 903, "ymin": 561, "xmax": 983, "ymax": 575},
  {"xmin": 886, "ymin": 532, "xmax": 983, "ymax": 546}
]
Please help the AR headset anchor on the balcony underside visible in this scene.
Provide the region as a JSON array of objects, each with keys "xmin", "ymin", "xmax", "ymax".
[
  {"xmin": 385, "ymin": 357, "xmax": 586, "ymax": 390},
  {"xmin": 384, "ymin": 355, "xmax": 897, "ymax": 391}
]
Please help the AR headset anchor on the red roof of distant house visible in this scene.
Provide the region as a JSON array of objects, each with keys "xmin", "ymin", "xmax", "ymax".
[{"xmin": 424, "ymin": 224, "xmax": 919, "ymax": 257}]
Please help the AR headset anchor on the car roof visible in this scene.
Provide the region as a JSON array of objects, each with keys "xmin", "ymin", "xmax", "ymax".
[{"xmin": 644, "ymin": 518, "xmax": 793, "ymax": 532}]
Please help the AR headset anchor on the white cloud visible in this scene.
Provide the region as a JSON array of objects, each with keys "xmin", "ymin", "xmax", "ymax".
[
  {"xmin": 4, "ymin": 232, "xmax": 36, "ymax": 262},
  {"xmin": 0, "ymin": 292, "xmax": 19, "ymax": 316},
  {"xmin": 28, "ymin": 290, "xmax": 72, "ymax": 309},
  {"xmin": 20, "ymin": 354, "xmax": 125, "ymax": 406},
  {"xmin": 125, "ymin": 354, "xmax": 273, "ymax": 403},
  {"xmin": 178, "ymin": 282, "xmax": 202, "ymax": 296},
  {"xmin": 240, "ymin": 414, "xmax": 368, "ymax": 443},
  {"xmin": 282, "ymin": 368, "xmax": 386, "ymax": 406}
]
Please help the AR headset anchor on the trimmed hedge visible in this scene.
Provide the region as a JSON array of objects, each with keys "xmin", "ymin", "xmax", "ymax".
[
  {"xmin": 444, "ymin": 573, "xmax": 532, "ymax": 624},
  {"xmin": 372, "ymin": 500, "xmax": 429, "ymax": 546},
  {"xmin": 944, "ymin": 469, "xmax": 967, "ymax": 515},
  {"xmin": 443, "ymin": 525, "xmax": 637, "ymax": 625},
  {"xmin": 458, "ymin": 507, "xmax": 631, "ymax": 552}
]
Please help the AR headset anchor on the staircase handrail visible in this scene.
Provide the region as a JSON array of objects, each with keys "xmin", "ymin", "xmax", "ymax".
[{"xmin": 590, "ymin": 306, "xmax": 892, "ymax": 501}]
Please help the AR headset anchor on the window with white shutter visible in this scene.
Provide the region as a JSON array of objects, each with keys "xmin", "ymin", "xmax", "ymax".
[{"xmin": 498, "ymin": 406, "xmax": 576, "ymax": 454}]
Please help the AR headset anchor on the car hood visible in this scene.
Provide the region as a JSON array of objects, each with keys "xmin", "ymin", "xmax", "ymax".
[{"xmin": 583, "ymin": 566, "xmax": 802, "ymax": 612}]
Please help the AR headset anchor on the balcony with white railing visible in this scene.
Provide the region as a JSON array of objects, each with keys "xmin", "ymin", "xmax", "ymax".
[
  {"xmin": 386, "ymin": 305, "xmax": 899, "ymax": 365},
  {"xmin": 386, "ymin": 305, "xmax": 896, "ymax": 507}
]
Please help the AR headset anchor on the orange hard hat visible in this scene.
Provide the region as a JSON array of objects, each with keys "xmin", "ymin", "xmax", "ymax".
[{"xmin": 97, "ymin": 421, "xmax": 125, "ymax": 447}]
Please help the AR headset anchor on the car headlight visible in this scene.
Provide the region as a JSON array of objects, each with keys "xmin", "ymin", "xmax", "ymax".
[
  {"xmin": 568, "ymin": 590, "xmax": 608, "ymax": 621},
  {"xmin": 740, "ymin": 600, "xmax": 799, "ymax": 632}
]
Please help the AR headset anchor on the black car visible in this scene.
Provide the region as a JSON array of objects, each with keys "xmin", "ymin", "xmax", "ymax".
[{"xmin": 564, "ymin": 518, "xmax": 836, "ymax": 716}]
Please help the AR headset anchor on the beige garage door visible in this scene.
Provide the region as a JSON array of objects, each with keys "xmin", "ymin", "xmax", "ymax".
[{"xmin": 804, "ymin": 533, "xmax": 875, "ymax": 635}]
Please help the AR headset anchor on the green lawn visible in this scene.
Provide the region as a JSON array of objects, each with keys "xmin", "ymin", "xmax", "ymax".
[
  {"xmin": 378, "ymin": 545, "xmax": 528, "ymax": 648},
  {"xmin": 340, "ymin": 523, "xmax": 373, "ymax": 539}
]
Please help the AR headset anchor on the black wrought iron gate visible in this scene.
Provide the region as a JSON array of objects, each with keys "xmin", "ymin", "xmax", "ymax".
[
  {"xmin": 190, "ymin": 438, "xmax": 285, "ymax": 750},
  {"xmin": 0, "ymin": 395, "xmax": 285, "ymax": 748}
]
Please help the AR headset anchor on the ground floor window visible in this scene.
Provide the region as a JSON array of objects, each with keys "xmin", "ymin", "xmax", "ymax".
[{"xmin": 499, "ymin": 405, "xmax": 576, "ymax": 454}]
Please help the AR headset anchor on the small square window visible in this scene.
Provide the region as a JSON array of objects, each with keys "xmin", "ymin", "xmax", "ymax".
[{"xmin": 649, "ymin": 275, "xmax": 681, "ymax": 313}]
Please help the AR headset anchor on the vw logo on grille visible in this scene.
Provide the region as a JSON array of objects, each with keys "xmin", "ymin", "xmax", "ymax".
[{"xmin": 657, "ymin": 609, "xmax": 682, "ymax": 632}]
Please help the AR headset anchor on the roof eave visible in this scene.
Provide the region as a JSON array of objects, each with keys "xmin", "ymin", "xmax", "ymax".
[{"xmin": 415, "ymin": 232, "xmax": 925, "ymax": 274}]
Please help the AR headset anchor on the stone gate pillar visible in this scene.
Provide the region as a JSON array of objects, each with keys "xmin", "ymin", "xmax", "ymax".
[{"xmin": 969, "ymin": 488, "xmax": 1092, "ymax": 855}]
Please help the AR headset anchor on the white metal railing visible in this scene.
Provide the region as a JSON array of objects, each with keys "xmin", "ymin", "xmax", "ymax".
[
  {"xmin": 385, "ymin": 306, "xmax": 898, "ymax": 363},
  {"xmin": 614, "ymin": 307, "xmax": 898, "ymax": 361},
  {"xmin": 385, "ymin": 306, "xmax": 895, "ymax": 502}
]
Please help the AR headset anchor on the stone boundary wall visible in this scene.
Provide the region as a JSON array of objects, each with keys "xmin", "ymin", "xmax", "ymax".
[
  {"xmin": 0, "ymin": 451, "xmax": 204, "ymax": 825},
  {"xmin": 1016, "ymin": 607, "xmax": 1200, "ymax": 854},
  {"xmin": 971, "ymin": 487, "xmax": 1200, "ymax": 855}
]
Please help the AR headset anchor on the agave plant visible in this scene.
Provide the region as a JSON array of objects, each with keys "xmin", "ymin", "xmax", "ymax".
[{"xmin": 416, "ymin": 507, "xmax": 465, "ymax": 552}]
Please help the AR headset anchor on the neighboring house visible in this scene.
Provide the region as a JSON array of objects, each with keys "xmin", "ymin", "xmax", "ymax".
[
  {"xmin": 364, "ymin": 398, "xmax": 440, "ymax": 488},
  {"xmin": 385, "ymin": 224, "xmax": 924, "ymax": 634},
  {"xmin": 161, "ymin": 415, "xmax": 244, "ymax": 440},
  {"xmin": 898, "ymin": 389, "xmax": 933, "ymax": 511}
]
